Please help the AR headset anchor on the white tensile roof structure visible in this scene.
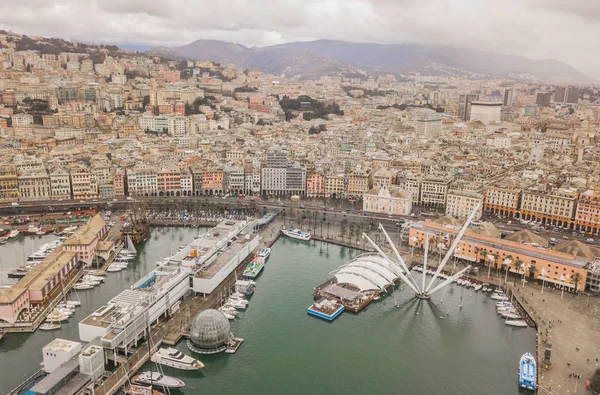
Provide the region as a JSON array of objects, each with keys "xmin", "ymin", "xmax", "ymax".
[{"xmin": 329, "ymin": 253, "xmax": 401, "ymax": 291}]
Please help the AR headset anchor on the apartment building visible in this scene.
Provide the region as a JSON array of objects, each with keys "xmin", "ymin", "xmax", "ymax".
[
  {"xmin": 347, "ymin": 167, "xmax": 372, "ymax": 197},
  {"xmin": 202, "ymin": 170, "xmax": 224, "ymax": 195},
  {"xmin": 325, "ymin": 173, "xmax": 346, "ymax": 198},
  {"xmin": 49, "ymin": 168, "xmax": 72, "ymax": 200},
  {"xmin": 520, "ymin": 188, "xmax": 578, "ymax": 228},
  {"xmin": 180, "ymin": 169, "xmax": 194, "ymax": 196},
  {"xmin": 70, "ymin": 168, "xmax": 98, "ymax": 200},
  {"xmin": 224, "ymin": 166, "xmax": 245, "ymax": 195},
  {"xmin": 127, "ymin": 166, "xmax": 158, "ymax": 196},
  {"xmin": 484, "ymin": 185, "xmax": 521, "ymax": 217},
  {"xmin": 446, "ymin": 189, "xmax": 483, "ymax": 220},
  {"xmin": 372, "ymin": 168, "xmax": 396, "ymax": 188},
  {"xmin": 574, "ymin": 189, "xmax": 600, "ymax": 235},
  {"xmin": 18, "ymin": 170, "xmax": 51, "ymax": 201},
  {"xmin": 157, "ymin": 167, "xmax": 182, "ymax": 196},
  {"xmin": 306, "ymin": 173, "xmax": 325, "ymax": 198},
  {"xmin": 0, "ymin": 164, "xmax": 19, "ymax": 202}
]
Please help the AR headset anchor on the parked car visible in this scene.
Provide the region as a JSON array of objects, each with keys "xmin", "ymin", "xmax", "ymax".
[{"xmin": 586, "ymin": 238, "xmax": 594, "ymax": 244}]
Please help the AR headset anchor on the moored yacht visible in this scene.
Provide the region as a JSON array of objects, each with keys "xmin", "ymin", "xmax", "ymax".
[
  {"xmin": 281, "ymin": 229, "xmax": 311, "ymax": 241},
  {"xmin": 8, "ymin": 229, "xmax": 20, "ymax": 239},
  {"xmin": 132, "ymin": 372, "xmax": 185, "ymax": 389},
  {"xmin": 150, "ymin": 347, "xmax": 205, "ymax": 370}
]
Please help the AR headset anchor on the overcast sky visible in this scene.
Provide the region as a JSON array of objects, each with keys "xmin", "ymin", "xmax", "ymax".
[{"xmin": 1, "ymin": 0, "xmax": 598, "ymax": 79}]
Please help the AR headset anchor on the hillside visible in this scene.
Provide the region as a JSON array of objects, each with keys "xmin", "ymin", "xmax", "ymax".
[{"xmin": 153, "ymin": 39, "xmax": 593, "ymax": 84}]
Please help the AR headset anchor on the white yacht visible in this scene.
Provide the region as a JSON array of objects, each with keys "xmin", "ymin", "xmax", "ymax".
[
  {"xmin": 281, "ymin": 229, "xmax": 311, "ymax": 241},
  {"xmin": 132, "ymin": 372, "xmax": 185, "ymax": 389},
  {"xmin": 106, "ymin": 264, "xmax": 124, "ymax": 273},
  {"xmin": 8, "ymin": 229, "xmax": 20, "ymax": 239},
  {"xmin": 227, "ymin": 298, "xmax": 248, "ymax": 310},
  {"xmin": 150, "ymin": 347, "xmax": 205, "ymax": 370}
]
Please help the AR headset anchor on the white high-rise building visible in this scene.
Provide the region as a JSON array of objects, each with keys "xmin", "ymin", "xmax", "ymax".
[{"xmin": 415, "ymin": 112, "xmax": 442, "ymax": 137}]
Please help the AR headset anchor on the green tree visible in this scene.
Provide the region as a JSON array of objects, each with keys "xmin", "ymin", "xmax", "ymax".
[
  {"xmin": 591, "ymin": 368, "xmax": 600, "ymax": 393},
  {"xmin": 572, "ymin": 273, "xmax": 581, "ymax": 292}
]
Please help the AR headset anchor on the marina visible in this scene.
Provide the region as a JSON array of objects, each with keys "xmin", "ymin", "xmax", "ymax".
[{"xmin": 1, "ymin": 223, "xmax": 536, "ymax": 394}]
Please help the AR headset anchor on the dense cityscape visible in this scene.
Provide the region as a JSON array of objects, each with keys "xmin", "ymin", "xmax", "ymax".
[{"xmin": 0, "ymin": 21, "xmax": 599, "ymax": 395}]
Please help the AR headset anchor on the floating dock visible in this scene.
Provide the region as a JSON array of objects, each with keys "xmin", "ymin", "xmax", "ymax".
[
  {"xmin": 307, "ymin": 298, "xmax": 345, "ymax": 321},
  {"xmin": 225, "ymin": 337, "xmax": 244, "ymax": 354}
]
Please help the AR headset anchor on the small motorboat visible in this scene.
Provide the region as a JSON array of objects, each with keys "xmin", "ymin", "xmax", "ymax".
[
  {"xmin": 39, "ymin": 323, "xmax": 61, "ymax": 331},
  {"xmin": 8, "ymin": 229, "xmax": 20, "ymax": 239},
  {"xmin": 73, "ymin": 283, "xmax": 95, "ymax": 290},
  {"xmin": 132, "ymin": 372, "xmax": 185, "ymax": 389},
  {"xmin": 219, "ymin": 306, "xmax": 239, "ymax": 316},
  {"xmin": 258, "ymin": 248, "xmax": 271, "ymax": 260},
  {"xmin": 66, "ymin": 300, "xmax": 81, "ymax": 307},
  {"xmin": 124, "ymin": 384, "xmax": 164, "ymax": 395},
  {"xmin": 46, "ymin": 311, "xmax": 68, "ymax": 322},
  {"xmin": 506, "ymin": 319, "xmax": 528, "ymax": 327},
  {"xmin": 226, "ymin": 298, "xmax": 248, "ymax": 310},
  {"xmin": 106, "ymin": 265, "xmax": 123, "ymax": 273}
]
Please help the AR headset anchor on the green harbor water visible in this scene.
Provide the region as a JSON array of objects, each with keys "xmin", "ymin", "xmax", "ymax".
[{"xmin": 0, "ymin": 228, "xmax": 536, "ymax": 394}]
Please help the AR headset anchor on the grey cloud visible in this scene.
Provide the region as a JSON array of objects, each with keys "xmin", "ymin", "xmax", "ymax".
[{"xmin": 0, "ymin": 0, "xmax": 597, "ymax": 79}]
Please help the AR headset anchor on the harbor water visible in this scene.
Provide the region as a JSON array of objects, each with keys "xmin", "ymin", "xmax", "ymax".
[{"xmin": 0, "ymin": 228, "xmax": 536, "ymax": 394}]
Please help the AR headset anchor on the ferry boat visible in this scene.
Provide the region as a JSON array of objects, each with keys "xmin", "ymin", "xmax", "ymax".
[
  {"xmin": 242, "ymin": 257, "xmax": 265, "ymax": 280},
  {"xmin": 150, "ymin": 347, "xmax": 205, "ymax": 370},
  {"xmin": 281, "ymin": 229, "xmax": 311, "ymax": 241},
  {"xmin": 132, "ymin": 372, "xmax": 185, "ymax": 389},
  {"xmin": 518, "ymin": 352, "xmax": 537, "ymax": 390},
  {"xmin": 258, "ymin": 248, "xmax": 271, "ymax": 260}
]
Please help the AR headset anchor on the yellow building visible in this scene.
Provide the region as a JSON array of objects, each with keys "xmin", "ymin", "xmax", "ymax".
[
  {"xmin": 325, "ymin": 173, "xmax": 346, "ymax": 198},
  {"xmin": 346, "ymin": 167, "xmax": 372, "ymax": 197},
  {"xmin": 520, "ymin": 188, "xmax": 578, "ymax": 228},
  {"xmin": 0, "ymin": 164, "xmax": 19, "ymax": 202}
]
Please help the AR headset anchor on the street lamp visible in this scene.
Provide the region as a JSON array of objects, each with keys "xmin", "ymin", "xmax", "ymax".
[
  {"xmin": 502, "ymin": 258, "xmax": 512, "ymax": 288},
  {"xmin": 521, "ymin": 263, "xmax": 531, "ymax": 288}
]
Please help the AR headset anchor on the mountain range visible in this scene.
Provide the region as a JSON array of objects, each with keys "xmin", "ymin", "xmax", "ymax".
[{"xmin": 149, "ymin": 39, "xmax": 593, "ymax": 84}]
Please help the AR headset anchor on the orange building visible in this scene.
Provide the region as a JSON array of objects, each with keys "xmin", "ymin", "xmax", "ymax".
[
  {"xmin": 201, "ymin": 170, "xmax": 224, "ymax": 195},
  {"xmin": 174, "ymin": 103, "xmax": 186, "ymax": 116},
  {"xmin": 306, "ymin": 173, "xmax": 325, "ymax": 198},
  {"xmin": 157, "ymin": 167, "xmax": 182, "ymax": 196},
  {"xmin": 158, "ymin": 102, "xmax": 174, "ymax": 115},
  {"xmin": 409, "ymin": 220, "xmax": 588, "ymax": 291},
  {"xmin": 574, "ymin": 189, "xmax": 600, "ymax": 235}
]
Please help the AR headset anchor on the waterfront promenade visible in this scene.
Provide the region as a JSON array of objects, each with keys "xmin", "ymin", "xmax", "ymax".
[{"xmin": 460, "ymin": 268, "xmax": 599, "ymax": 395}]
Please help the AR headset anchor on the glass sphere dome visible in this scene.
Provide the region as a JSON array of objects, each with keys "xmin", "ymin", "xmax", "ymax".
[{"xmin": 189, "ymin": 309, "xmax": 231, "ymax": 351}]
